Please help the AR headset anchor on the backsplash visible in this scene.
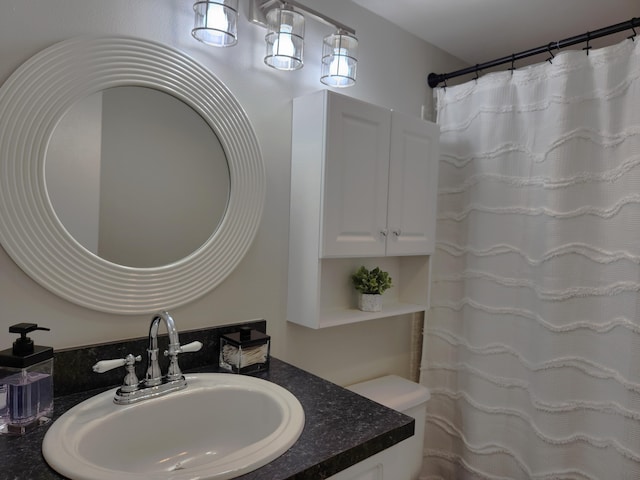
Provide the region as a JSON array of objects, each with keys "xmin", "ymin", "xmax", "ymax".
[{"xmin": 53, "ymin": 320, "xmax": 267, "ymax": 396}]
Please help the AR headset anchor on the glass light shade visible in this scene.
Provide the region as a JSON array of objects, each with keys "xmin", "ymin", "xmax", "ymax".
[
  {"xmin": 192, "ymin": 0, "xmax": 238, "ymax": 47},
  {"xmin": 321, "ymin": 31, "xmax": 358, "ymax": 87},
  {"xmin": 264, "ymin": 7, "xmax": 305, "ymax": 71}
]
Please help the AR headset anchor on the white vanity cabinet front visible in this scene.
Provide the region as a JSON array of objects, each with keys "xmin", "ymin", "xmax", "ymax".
[{"xmin": 288, "ymin": 90, "xmax": 439, "ymax": 328}]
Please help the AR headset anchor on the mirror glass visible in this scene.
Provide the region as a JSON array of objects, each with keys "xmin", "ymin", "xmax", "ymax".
[{"xmin": 45, "ymin": 86, "xmax": 230, "ymax": 268}]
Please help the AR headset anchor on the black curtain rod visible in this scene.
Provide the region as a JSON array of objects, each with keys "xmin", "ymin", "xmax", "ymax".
[{"xmin": 427, "ymin": 17, "xmax": 639, "ymax": 88}]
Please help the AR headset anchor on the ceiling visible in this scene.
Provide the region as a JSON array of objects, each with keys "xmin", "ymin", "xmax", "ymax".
[{"xmin": 353, "ymin": 0, "xmax": 639, "ymax": 68}]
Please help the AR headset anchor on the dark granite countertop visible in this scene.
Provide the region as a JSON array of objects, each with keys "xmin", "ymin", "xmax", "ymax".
[{"xmin": 1, "ymin": 358, "xmax": 414, "ymax": 480}]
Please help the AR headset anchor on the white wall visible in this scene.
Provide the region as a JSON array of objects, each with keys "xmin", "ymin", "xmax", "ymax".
[{"xmin": 0, "ymin": 0, "xmax": 465, "ymax": 385}]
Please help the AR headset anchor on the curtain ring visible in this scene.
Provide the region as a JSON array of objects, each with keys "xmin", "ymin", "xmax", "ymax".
[
  {"xmin": 546, "ymin": 42, "xmax": 555, "ymax": 64},
  {"xmin": 629, "ymin": 18, "xmax": 637, "ymax": 41},
  {"xmin": 583, "ymin": 31, "xmax": 592, "ymax": 55},
  {"xmin": 508, "ymin": 54, "xmax": 516, "ymax": 74},
  {"xmin": 473, "ymin": 65, "xmax": 480, "ymax": 82}
]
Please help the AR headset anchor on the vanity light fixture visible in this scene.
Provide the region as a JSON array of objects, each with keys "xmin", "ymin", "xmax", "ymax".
[
  {"xmin": 192, "ymin": 0, "xmax": 358, "ymax": 86},
  {"xmin": 192, "ymin": 0, "xmax": 239, "ymax": 47},
  {"xmin": 264, "ymin": 4, "xmax": 305, "ymax": 71},
  {"xmin": 320, "ymin": 30, "xmax": 358, "ymax": 88}
]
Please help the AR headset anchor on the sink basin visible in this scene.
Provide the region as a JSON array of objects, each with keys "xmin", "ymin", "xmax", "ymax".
[{"xmin": 42, "ymin": 373, "xmax": 305, "ymax": 480}]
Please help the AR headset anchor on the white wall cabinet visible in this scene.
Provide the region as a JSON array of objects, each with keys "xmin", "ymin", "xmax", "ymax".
[
  {"xmin": 319, "ymin": 91, "xmax": 440, "ymax": 257},
  {"xmin": 288, "ymin": 90, "xmax": 439, "ymax": 328}
]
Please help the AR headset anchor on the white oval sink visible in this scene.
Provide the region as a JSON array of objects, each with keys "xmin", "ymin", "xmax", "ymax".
[{"xmin": 42, "ymin": 373, "xmax": 305, "ymax": 480}]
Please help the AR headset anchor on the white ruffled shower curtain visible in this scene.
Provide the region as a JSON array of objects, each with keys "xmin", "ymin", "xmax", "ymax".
[{"xmin": 420, "ymin": 37, "xmax": 640, "ymax": 479}]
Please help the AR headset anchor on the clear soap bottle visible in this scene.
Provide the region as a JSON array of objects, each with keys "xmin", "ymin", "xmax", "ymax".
[{"xmin": 0, "ymin": 323, "xmax": 54, "ymax": 435}]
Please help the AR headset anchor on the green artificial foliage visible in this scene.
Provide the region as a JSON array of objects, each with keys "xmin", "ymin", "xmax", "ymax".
[{"xmin": 351, "ymin": 266, "xmax": 393, "ymax": 295}]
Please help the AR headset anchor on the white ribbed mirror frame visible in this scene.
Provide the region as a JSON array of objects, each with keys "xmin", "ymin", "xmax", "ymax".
[{"xmin": 0, "ymin": 36, "xmax": 265, "ymax": 314}]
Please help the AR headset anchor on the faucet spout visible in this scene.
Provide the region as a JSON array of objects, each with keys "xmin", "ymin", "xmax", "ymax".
[{"xmin": 145, "ymin": 311, "xmax": 182, "ymax": 387}]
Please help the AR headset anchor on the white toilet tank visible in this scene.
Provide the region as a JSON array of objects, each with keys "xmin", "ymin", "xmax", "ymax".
[{"xmin": 347, "ymin": 375, "xmax": 430, "ymax": 480}]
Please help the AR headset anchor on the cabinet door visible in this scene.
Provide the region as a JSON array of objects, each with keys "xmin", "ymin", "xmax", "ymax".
[
  {"xmin": 386, "ymin": 111, "xmax": 440, "ymax": 256},
  {"xmin": 322, "ymin": 94, "xmax": 391, "ymax": 257}
]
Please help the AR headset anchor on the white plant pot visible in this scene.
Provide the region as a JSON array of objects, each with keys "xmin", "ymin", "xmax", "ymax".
[{"xmin": 359, "ymin": 293, "xmax": 383, "ymax": 312}]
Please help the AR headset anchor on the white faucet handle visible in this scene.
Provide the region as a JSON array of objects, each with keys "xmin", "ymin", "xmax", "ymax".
[
  {"xmin": 179, "ymin": 341, "xmax": 203, "ymax": 354},
  {"xmin": 93, "ymin": 354, "xmax": 142, "ymax": 373}
]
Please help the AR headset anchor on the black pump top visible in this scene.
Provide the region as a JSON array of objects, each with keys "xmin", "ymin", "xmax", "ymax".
[
  {"xmin": 0, "ymin": 323, "xmax": 53, "ymax": 368},
  {"xmin": 10, "ymin": 323, "xmax": 51, "ymax": 356}
]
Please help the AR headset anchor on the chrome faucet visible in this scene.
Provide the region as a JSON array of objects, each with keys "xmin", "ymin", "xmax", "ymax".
[
  {"xmin": 145, "ymin": 311, "xmax": 182, "ymax": 387},
  {"xmin": 93, "ymin": 311, "xmax": 202, "ymax": 405}
]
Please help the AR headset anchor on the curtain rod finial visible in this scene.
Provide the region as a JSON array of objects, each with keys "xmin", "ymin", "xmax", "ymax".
[{"xmin": 428, "ymin": 72, "xmax": 442, "ymax": 88}]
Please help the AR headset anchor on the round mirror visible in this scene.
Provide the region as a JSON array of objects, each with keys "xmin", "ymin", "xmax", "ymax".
[
  {"xmin": 46, "ymin": 86, "xmax": 230, "ymax": 268},
  {"xmin": 0, "ymin": 36, "xmax": 265, "ymax": 314}
]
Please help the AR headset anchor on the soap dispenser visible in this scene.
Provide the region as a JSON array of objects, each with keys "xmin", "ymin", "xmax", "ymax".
[{"xmin": 0, "ymin": 323, "xmax": 54, "ymax": 435}]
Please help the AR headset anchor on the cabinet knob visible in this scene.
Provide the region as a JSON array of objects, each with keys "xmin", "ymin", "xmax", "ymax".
[
  {"xmin": 392, "ymin": 229, "xmax": 402, "ymax": 237},
  {"xmin": 380, "ymin": 229, "xmax": 388, "ymax": 237}
]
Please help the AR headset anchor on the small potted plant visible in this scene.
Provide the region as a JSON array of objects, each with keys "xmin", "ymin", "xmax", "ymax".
[{"xmin": 351, "ymin": 266, "xmax": 393, "ymax": 312}]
